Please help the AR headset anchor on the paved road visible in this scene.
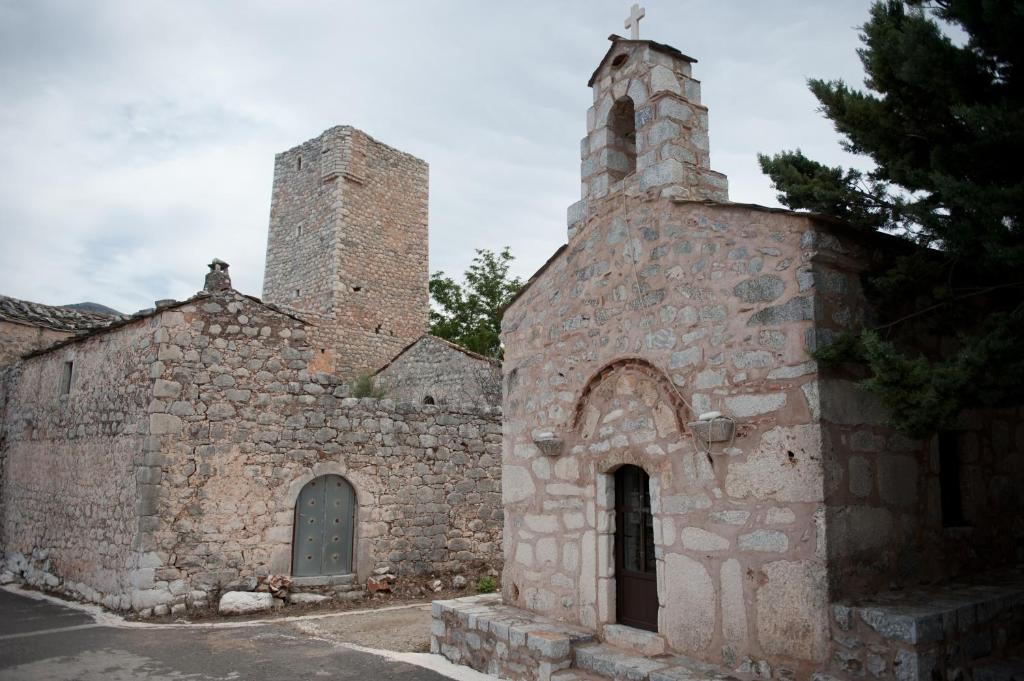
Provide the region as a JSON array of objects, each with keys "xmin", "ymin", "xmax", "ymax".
[{"xmin": 0, "ymin": 589, "xmax": 462, "ymax": 680}]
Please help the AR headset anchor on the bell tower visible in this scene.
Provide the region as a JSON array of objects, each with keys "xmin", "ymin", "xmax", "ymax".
[{"xmin": 567, "ymin": 33, "xmax": 729, "ymax": 239}]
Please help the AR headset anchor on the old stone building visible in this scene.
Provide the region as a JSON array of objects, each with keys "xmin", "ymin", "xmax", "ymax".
[
  {"xmin": 263, "ymin": 125, "xmax": 429, "ymax": 380},
  {"xmin": 0, "ymin": 295, "xmax": 122, "ymax": 368},
  {"xmin": 0, "ymin": 127, "xmax": 503, "ymax": 616},
  {"xmin": 376, "ymin": 335, "xmax": 502, "ymax": 406},
  {"xmin": 432, "ymin": 31, "xmax": 1024, "ymax": 681}
]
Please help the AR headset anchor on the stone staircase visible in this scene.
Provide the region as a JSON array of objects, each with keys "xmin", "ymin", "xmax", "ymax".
[{"xmin": 432, "ymin": 594, "xmax": 748, "ymax": 681}]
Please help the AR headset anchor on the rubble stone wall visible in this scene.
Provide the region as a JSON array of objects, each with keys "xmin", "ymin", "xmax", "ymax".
[
  {"xmin": 501, "ymin": 199, "xmax": 833, "ymax": 677},
  {"xmin": 262, "ymin": 126, "xmax": 429, "ymax": 379},
  {"xmin": 139, "ymin": 291, "xmax": 502, "ymax": 613},
  {"xmin": 0, "ymin": 290, "xmax": 502, "ymax": 615},
  {"xmin": 376, "ymin": 335, "xmax": 502, "ymax": 406},
  {"xmin": 0, "ymin": 320, "xmax": 73, "ymax": 368},
  {"xmin": 0, "ymin": 317, "xmax": 156, "ymax": 610}
]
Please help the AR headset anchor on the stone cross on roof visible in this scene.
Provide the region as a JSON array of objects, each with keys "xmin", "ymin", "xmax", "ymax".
[{"xmin": 625, "ymin": 3, "xmax": 645, "ymax": 40}]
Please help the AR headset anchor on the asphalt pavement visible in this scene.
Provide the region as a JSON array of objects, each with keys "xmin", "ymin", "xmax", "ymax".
[{"xmin": 0, "ymin": 588, "xmax": 480, "ymax": 680}]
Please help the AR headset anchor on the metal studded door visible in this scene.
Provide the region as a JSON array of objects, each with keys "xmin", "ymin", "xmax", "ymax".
[{"xmin": 292, "ymin": 475, "xmax": 355, "ymax": 577}]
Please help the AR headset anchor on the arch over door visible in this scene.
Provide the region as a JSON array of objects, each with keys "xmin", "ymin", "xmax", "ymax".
[{"xmin": 292, "ymin": 474, "xmax": 355, "ymax": 577}]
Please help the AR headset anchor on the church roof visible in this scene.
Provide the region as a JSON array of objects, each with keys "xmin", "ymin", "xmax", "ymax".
[
  {"xmin": 374, "ymin": 334, "xmax": 500, "ymax": 376},
  {"xmin": 21, "ymin": 289, "xmax": 308, "ymax": 360},
  {"xmin": 588, "ymin": 34, "xmax": 698, "ymax": 87},
  {"xmin": 0, "ymin": 294, "xmax": 125, "ymax": 333}
]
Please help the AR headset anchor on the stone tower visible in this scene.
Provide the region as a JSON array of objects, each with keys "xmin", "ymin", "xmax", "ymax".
[
  {"xmin": 567, "ymin": 35, "xmax": 729, "ymax": 238},
  {"xmin": 262, "ymin": 126, "xmax": 429, "ymax": 379}
]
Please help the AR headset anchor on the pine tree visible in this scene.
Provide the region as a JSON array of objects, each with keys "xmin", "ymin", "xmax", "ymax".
[{"xmin": 759, "ymin": 0, "xmax": 1024, "ymax": 436}]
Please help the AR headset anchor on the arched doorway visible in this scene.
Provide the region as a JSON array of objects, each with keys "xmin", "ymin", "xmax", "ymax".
[
  {"xmin": 292, "ymin": 474, "xmax": 355, "ymax": 577},
  {"xmin": 615, "ymin": 464, "xmax": 658, "ymax": 631}
]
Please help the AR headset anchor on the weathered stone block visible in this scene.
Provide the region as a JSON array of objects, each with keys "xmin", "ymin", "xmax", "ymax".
[{"xmin": 219, "ymin": 591, "xmax": 273, "ymax": 615}]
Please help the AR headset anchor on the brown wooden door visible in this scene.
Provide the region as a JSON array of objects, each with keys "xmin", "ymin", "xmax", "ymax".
[{"xmin": 615, "ymin": 465, "xmax": 659, "ymax": 632}]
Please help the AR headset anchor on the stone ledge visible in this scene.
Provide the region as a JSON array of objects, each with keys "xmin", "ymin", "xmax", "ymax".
[
  {"xmin": 291, "ymin": 574, "xmax": 355, "ymax": 588},
  {"xmin": 834, "ymin": 569, "xmax": 1024, "ymax": 645},
  {"xmin": 828, "ymin": 567, "xmax": 1024, "ymax": 681}
]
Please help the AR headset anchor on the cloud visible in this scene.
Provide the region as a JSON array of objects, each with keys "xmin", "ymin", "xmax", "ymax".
[{"xmin": 0, "ymin": 0, "xmax": 875, "ymax": 313}]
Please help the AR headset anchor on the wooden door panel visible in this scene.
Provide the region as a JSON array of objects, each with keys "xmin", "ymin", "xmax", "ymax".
[{"xmin": 615, "ymin": 465, "xmax": 659, "ymax": 632}]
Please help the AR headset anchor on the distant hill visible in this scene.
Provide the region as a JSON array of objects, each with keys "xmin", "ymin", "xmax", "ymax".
[{"xmin": 65, "ymin": 302, "xmax": 122, "ymax": 316}]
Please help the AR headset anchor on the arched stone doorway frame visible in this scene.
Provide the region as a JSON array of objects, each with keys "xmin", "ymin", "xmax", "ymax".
[
  {"xmin": 571, "ymin": 357, "xmax": 686, "ymax": 637},
  {"xmin": 271, "ymin": 462, "xmax": 375, "ymax": 579}
]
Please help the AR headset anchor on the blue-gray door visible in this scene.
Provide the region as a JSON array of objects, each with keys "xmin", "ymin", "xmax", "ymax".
[{"xmin": 292, "ymin": 475, "xmax": 355, "ymax": 577}]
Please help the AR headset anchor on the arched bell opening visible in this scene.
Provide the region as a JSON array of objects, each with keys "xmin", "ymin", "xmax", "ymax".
[{"xmin": 607, "ymin": 97, "xmax": 637, "ymax": 180}]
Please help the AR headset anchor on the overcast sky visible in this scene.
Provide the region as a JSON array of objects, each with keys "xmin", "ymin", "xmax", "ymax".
[{"xmin": 0, "ymin": 0, "xmax": 876, "ymax": 313}]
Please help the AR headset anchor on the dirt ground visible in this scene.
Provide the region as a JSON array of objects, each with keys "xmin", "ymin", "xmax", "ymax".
[{"xmin": 288, "ymin": 603, "xmax": 436, "ymax": 652}]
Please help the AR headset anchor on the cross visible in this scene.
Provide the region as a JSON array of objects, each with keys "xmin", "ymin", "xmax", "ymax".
[{"xmin": 625, "ymin": 4, "xmax": 645, "ymax": 40}]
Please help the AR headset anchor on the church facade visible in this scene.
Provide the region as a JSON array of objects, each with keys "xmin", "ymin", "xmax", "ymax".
[{"xmin": 432, "ymin": 31, "xmax": 1024, "ymax": 681}]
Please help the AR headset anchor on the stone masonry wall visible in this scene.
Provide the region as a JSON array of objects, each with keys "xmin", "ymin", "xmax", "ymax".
[
  {"xmin": 808, "ymin": 226, "xmax": 1024, "ymax": 599},
  {"xmin": 262, "ymin": 126, "xmax": 429, "ymax": 380},
  {"xmin": 0, "ymin": 289, "xmax": 502, "ymax": 615},
  {"xmin": 0, "ymin": 316, "xmax": 156, "ymax": 610},
  {"xmin": 139, "ymin": 290, "xmax": 502, "ymax": 614},
  {"xmin": 0, "ymin": 320, "xmax": 73, "ymax": 368},
  {"xmin": 376, "ymin": 335, "xmax": 502, "ymax": 406},
  {"xmin": 501, "ymin": 197, "xmax": 834, "ymax": 678}
]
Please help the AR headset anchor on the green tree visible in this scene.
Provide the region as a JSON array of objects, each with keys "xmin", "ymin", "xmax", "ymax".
[
  {"xmin": 429, "ymin": 248, "xmax": 523, "ymax": 359},
  {"xmin": 758, "ymin": 0, "xmax": 1024, "ymax": 437}
]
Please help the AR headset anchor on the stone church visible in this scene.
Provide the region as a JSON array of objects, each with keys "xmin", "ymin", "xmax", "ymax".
[
  {"xmin": 0, "ymin": 127, "xmax": 503, "ymax": 615},
  {"xmin": 432, "ymin": 26, "xmax": 1024, "ymax": 681}
]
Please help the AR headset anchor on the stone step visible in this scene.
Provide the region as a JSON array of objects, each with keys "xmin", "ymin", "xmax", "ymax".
[
  {"xmin": 291, "ymin": 573, "xmax": 355, "ymax": 588},
  {"xmin": 602, "ymin": 624, "xmax": 667, "ymax": 657},
  {"xmin": 332, "ymin": 583, "xmax": 360, "ymax": 593},
  {"xmin": 972, "ymin": 655, "xmax": 1024, "ymax": 681},
  {"xmin": 573, "ymin": 642, "xmax": 748, "ymax": 681},
  {"xmin": 551, "ymin": 670, "xmax": 607, "ymax": 681},
  {"xmin": 574, "ymin": 643, "xmax": 672, "ymax": 681}
]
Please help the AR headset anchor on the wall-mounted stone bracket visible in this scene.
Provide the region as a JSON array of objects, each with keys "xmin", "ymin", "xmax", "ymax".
[
  {"xmin": 687, "ymin": 417, "xmax": 735, "ymax": 446},
  {"xmin": 533, "ymin": 431, "xmax": 564, "ymax": 457}
]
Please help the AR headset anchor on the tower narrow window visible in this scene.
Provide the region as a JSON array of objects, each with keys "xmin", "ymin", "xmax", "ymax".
[
  {"xmin": 59, "ymin": 361, "xmax": 73, "ymax": 396},
  {"xmin": 607, "ymin": 97, "xmax": 637, "ymax": 180},
  {"xmin": 938, "ymin": 431, "xmax": 966, "ymax": 527},
  {"xmin": 297, "ymin": 155, "xmax": 302, "ymax": 170}
]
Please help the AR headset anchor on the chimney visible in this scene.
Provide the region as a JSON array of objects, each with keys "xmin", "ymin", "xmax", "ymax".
[{"xmin": 204, "ymin": 259, "xmax": 232, "ymax": 292}]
